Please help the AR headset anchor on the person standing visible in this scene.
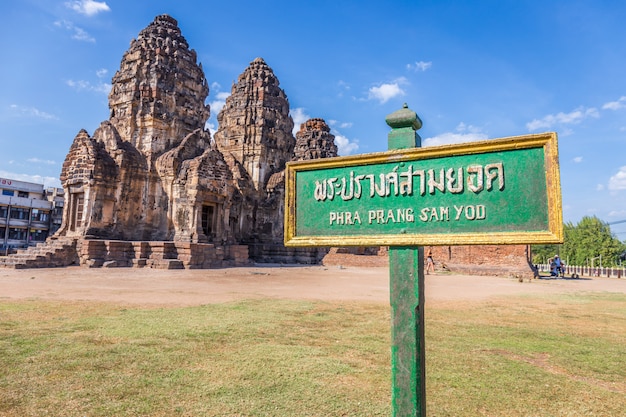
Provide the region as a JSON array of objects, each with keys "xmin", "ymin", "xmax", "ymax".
[{"xmin": 425, "ymin": 248, "xmax": 435, "ymax": 274}]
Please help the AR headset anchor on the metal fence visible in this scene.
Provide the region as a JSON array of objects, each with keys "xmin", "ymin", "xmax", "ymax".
[{"xmin": 537, "ymin": 264, "xmax": 625, "ymax": 278}]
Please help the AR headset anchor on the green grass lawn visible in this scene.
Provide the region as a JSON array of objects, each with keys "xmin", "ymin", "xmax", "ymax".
[{"xmin": 1, "ymin": 293, "xmax": 624, "ymax": 416}]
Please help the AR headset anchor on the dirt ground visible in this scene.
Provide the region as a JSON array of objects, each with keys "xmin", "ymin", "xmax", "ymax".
[{"xmin": 1, "ymin": 264, "xmax": 625, "ymax": 307}]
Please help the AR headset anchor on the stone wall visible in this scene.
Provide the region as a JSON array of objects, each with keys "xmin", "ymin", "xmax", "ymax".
[
  {"xmin": 322, "ymin": 245, "xmax": 535, "ymax": 278},
  {"xmin": 427, "ymin": 245, "xmax": 532, "ymax": 274},
  {"xmin": 78, "ymin": 239, "xmax": 249, "ymax": 269}
]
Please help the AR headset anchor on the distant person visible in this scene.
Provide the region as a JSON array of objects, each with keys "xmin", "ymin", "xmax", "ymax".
[
  {"xmin": 554, "ymin": 255, "xmax": 564, "ymax": 277},
  {"xmin": 549, "ymin": 257, "xmax": 557, "ymax": 277},
  {"xmin": 425, "ymin": 248, "xmax": 435, "ymax": 275}
]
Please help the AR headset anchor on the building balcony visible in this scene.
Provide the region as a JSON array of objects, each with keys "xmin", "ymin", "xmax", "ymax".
[{"xmin": 0, "ymin": 195, "xmax": 53, "ymax": 210}]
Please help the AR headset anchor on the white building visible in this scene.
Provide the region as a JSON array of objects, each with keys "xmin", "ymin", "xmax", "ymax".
[{"xmin": 0, "ymin": 177, "xmax": 64, "ymax": 252}]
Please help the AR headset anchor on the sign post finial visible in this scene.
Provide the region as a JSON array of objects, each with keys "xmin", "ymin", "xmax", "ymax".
[{"xmin": 386, "ymin": 103, "xmax": 422, "ymax": 149}]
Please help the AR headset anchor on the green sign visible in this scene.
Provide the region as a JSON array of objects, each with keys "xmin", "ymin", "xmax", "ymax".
[{"xmin": 285, "ymin": 132, "xmax": 562, "ymax": 246}]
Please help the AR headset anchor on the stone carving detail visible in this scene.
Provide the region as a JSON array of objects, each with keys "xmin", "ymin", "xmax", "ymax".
[
  {"xmin": 213, "ymin": 57, "xmax": 296, "ymax": 247},
  {"xmin": 108, "ymin": 14, "xmax": 210, "ymax": 163},
  {"xmin": 53, "ymin": 15, "xmax": 333, "ymax": 266},
  {"xmin": 294, "ymin": 118, "xmax": 338, "ymax": 161},
  {"xmin": 214, "ymin": 57, "xmax": 295, "ymax": 193},
  {"xmin": 58, "ymin": 15, "xmax": 232, "ymax": 246}
]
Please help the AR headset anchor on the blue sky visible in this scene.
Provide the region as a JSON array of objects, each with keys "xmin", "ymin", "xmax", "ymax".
[{"xmin": 1, "ymin": 0, "xmax": 625, "ymax": 238}]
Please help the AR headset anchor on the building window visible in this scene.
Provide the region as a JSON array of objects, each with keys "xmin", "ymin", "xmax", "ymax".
[
  {"xmin": 0, "ymin": 206, "xmax": 7, "ymax": 218},
  {"xmin": 2, "ymin": 190, "xmax": 14, "ymax": 196},
  {"xmin": 31, "ymin": 209, "xmax": 50, "ymax": 222},
  {"xmin": 8, "ymin": 227, "xmax": 27, "ymax": 240},
  {"xmin": 30, "ymin": 229, "xmax": 48, "ymax": 242},
  {"xmin": 10, "ymin": 207, "xmax": 29, "ymax": 220},
  {"xmin": 17, "ymin": 191, "xmax": 28, "ymax": 198}
]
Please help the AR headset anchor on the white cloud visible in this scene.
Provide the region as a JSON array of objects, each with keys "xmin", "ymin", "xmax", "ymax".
[
  {"xmin": 333, "ymin": 133, "xmax": 359, "ymax": 156},
  {"xmin": 597, "ymin": 184, "xmax": 605, "ymax": 191},
  {"xmin": 602, "ymin": 96, "xmax": 626, "ymax": 111},
  {"xmin": 290, "ymin": 107, "xmax": 311, "ymax": 135},
  {"xmin": 423, "ymin": 123, "xmax": 488, "ymax": 147},
  {"xmin": 406, "ymin": 61, "xmax": 432, "ymax": 72},
  {"xmin": 96, "ymin": 68, "xmax": 108, "ymax": 78},
  {"xmin": 54, "ymin": 20, "xmax": 95, "ymax": 42},
  {"xmin": 288, "ymin": 108, "xmax": 358, "ymax": 155},
  {"xmin": 327, "ymin": 120, "xmax": 352, "ymax": 129},
  {"xmin": 0, "ymin": 170, "xmax": 61, "ymax": 188},
  {"xmin": 335, "ymin": 81, "xmax": 350, "ymax": 98},
  {"xmin": 27, "ymin": 158, "xmax": 56, "ymax": 165},
  {"xmin": 368, "ymin": 78, "xmax": 407, "ymax": 104},
  {"xmin": 71, "ymin": 26, "xmax": 94, "ymax": 42},
  {"xmin": 65, "ymin": 0, "xmax": 110, "ymax": 16},
  {"xmin": 573, "ymin": 156, "xmax": 583, "ymax": 163},
  {"xmin": 205, "ymin": 121, "xmax": 217, "ymax": 137},
  {"xmin": 608, "ymin": 166, "xmax": 626, "ymax": 191},
  {"xmin": 209, "ymin": 91, "xmax": 230, "ymax": 118},
  {"xmin": 337, "ymin": 80, "xmax": 350, "ymax": 91},
  {"xmin": 526, "ymin": 106, "xmax": 599, "ymax": 131},
  {"xmin": 66, "ymin": 79, "xmax": 111, "ymax": 94},
  {"xmin": 9, "ymin": 104, "xmax": 58, "ymax": 120}
]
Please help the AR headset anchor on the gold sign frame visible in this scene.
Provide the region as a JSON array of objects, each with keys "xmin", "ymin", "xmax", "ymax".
[{"xmin": 284, "ymin": 132, "xmax": 563, "ymax": 247}]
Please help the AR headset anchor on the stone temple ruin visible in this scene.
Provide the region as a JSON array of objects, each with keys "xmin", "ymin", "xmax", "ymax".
[
  {"xmin": 0, "ymin": 14, "xmax": 534, "ymax": 277},
  {"xmin": 1, "ymin": 15, "xmax": 336, "ymax": 269}
]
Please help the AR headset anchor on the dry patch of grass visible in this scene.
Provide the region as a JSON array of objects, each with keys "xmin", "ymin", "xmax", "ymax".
[{"xmin": 1, "ymin": 293, "xmax": 624, "ymax": 416}]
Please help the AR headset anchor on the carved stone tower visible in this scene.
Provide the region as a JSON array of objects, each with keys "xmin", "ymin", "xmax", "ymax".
[
  {"xmin": 59, "ymin": 15, "xmax": 233, "ymax": 244},
  {"xmin": 214, "ymin": 57, "xmax": 295, "ymax": 192},
  {"xmin": 108, "ymin": 14, "xmax": 210, "ymax": 165},
  {"xmin": 52, "ymin": 15, "xmax": 336, "ymax": 266},
  {"xmin": 294, "ymin": 118, "xmax": 338, "ymax": 161}
]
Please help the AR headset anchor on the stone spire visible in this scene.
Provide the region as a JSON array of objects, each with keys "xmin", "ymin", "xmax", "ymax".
[
  {"xmin": 108, "ymin": 14, "xmax": 210, "ymax": 163},
  {"xmin": 213, "ymin": 57, "xmax": 295, "ymax": 192},
  {"xmin": 293, "ymin": 118, "xmax": 338, "ymax": 160}
]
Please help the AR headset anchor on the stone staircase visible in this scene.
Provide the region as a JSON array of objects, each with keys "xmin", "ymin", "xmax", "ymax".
[
  {"xmin": 0, "ymin": 238, "xmax": 79, "ymax": 269},
  {"xmin": 0, "ymin": 238, "xmax": 249, "ymax": 270}
]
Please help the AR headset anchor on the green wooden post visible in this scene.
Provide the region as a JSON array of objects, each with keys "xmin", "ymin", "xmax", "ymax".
[{"xmin": 386, "ymin": 104, "xmax": 426, "ymax": 417}]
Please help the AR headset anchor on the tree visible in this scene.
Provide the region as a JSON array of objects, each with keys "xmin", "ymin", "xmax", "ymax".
[
  {"xmin": 531, "ymin": 216, "xmax": 626, "ymax": 266},
  {"xmin": 531, "ymin": 243, "xmax": 559, "ymax": 265}
]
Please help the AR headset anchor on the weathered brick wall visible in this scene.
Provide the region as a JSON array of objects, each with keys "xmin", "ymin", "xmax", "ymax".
[
  {"xmin": 77, "ymin": 239, "xmax": 250, "ymax": 269},
  {"xmin": 323, "ymin": 245, "xmax": 534, "ymax": 277},
  {"xmin": 428, "ymin": 245, "xmax": 529, "ymax": 266}
]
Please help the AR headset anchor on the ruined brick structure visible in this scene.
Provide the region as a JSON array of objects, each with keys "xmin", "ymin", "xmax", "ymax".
[
  {"xmin": 422, "ymin": 245, "xmax": 533, "ymax": 276},
  {"xmin": 11, "ymin": 14, "xmax": 332, "ymax": 268},
  {"xmin": 294, "ymin": 118, "xmax": 338, "ymax": 161},
  {"xmin": 0, "ymin": 14, "xmax": 532, "ymax": 275},
  {"xmin": 59, "ymin": 15, "xmax": 230, "ymax": 244},
  {"xmin": 322, "ymin": 245, "xmax": 534, "ymax": 277},
  {"xmin": 213, "ymin": 58, "xmax": 336, "ymax": 262}
]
